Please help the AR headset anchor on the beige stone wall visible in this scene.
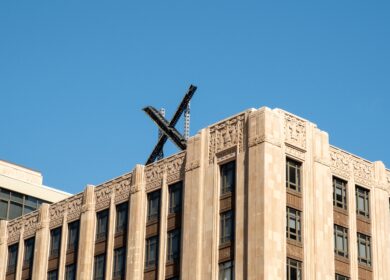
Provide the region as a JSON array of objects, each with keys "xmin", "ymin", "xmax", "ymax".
[{"xmin": 0, "ymin": 107, "xmax": 388, "ymax": 280}]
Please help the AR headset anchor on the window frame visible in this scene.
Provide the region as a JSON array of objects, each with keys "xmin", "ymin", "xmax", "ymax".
[
  {"xmin": 147, "ymin": 191, "xmax": 160, "ymax": 222},
  {"xmin": 220, "ymin": 161, "xmax": 236, "ymax": 195},
  {"xmin": 145, "ymin": 236, "xmax": 158, "ymax": 268},
  {"xmin": 286, "ymin": 258, "xmax": 302, "ymax": 280},
  {"xmin": 286, "ymin": 207, "xmax": 302, "ymax": 242},
  {"xmin": 219, "ymin": 260, "xmax": 234, "ymax": 280},
  {"xmin": 356, "ymin": 186, "xmax": 370, "ymax": 219},
  {"xmin": 49, "ymin": 227, "xmax": 62, "ymax": 258},
  {"xmin": 334, "ymin": 224, "xmax": 348, "ymax": 258},
  {"xmin": 115, "ymin": 202, "xmax": 128, "ymax": 234},
  {"xmin": 167, "ymin": 229, "xmax": 181, "ymax": 262},
  {"xmin": 168, "ymin": 182, "xmax": 183, "ymax": 214},
  {"xmin": 357, "ymin": 232, "xmax": 371, "ymax": 266},
  {"xmin": 93, "ymin": 254, "xmax": 106, "ymax": 280},
  {"xmin": 7, "ymin": 243, "xmax": 18, "ymax": 274},
  {"xmin": 96, "ymin": 209, "xmax": 109, "ymax": 241},
  {"xmin": 23, "ymin": 237, "xmax": 35, "ymax": 268},
  {"xmin": 333, "ymin": 177, "xmax": 348, "ymax": 210},
  {"xmin": 286, "ymin": 158, "xmax": 302, "ymax": 193},
  {"xmin": 113, "ymin": 247, "xmax": 125, "ymax": 279},
  {"xmin": 67, "ymin": 220, "xmax": 80, "ymax": 252},
  {"xmin": 220, "ymin": 210, "xmax": 234, "ymax": 245}
]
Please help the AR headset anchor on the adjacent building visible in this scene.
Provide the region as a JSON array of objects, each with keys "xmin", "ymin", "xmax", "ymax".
[
  {"xmin": 0, "ymin": 106, "xmax": 389, "ymax": 280},
  {"xmin": 0, "ymin": 160, "xmax": 71, "ymax": 220}
]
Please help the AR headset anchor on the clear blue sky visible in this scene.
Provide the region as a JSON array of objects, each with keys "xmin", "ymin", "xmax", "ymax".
[{"xmin": 1, "ymin": 1, "xmax": 389, "ymax": 194}]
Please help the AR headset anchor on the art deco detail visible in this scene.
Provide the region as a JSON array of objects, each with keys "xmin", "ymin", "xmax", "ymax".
[
  {"xmin": 285, "ymin": 144, "xmax": 306, "ymax": 161},
  {"xmin": 329, "ymin": 147, "xmax": 351, "ymax": 179},
  {"xmin": 351, "ymin": 157, "xmax": 373, "ymax": 187},
  {"xmin": 284, "ymin": 113, "xmax": 306, "ymax": 149},
  {"xmin": 145, "ymin": 152, "xmax": 186, "ymax": 191},
  {"xmin": 209, "ymin": 113, "xmax": 245, "ymax": 163}
]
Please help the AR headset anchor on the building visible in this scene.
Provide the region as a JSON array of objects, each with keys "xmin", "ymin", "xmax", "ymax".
[
  {"xmin": 0, "ymin": 106, "xmax": 389, "ymax": 280},
  {"xmin": 0, "ymin": 160, "xmax": 71, "ymax": 220}
]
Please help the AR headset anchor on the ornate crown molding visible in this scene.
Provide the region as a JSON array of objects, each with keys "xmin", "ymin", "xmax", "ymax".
[
  {"xmin": 329, "ymin": 147, "xmax": 351, "ymax": 180},
  {"xmin": 284, "ymin": 113, "xmax": 306, "ymax": 150}
]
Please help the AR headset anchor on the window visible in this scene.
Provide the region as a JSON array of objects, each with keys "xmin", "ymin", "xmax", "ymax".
[
  {"xmin": 67, "ymin": 221, "xmax": 79, "ymax": 252},
  {"xmin": 47, "ymin": 270, "xmax": 58, "ymax": 280},
  {"xmin": 220, "ymin": 161, "xmax": 235, "ymax": 195},
  {"xmin": 50, "ymin": 227, "xmax": 62, "ymax": 258},
  {"xmin": 93, "ymin": 254, "xmax": 106, "ymax": 280},
  {"xmin": 286, "ymin": 159, "xmax": 302, "ymax": 192},
  {"xmin": 357, "ymin": 233, "xmax": 371, "ymax": 266},
  {"xmin": 219, "ymin": 261, "xmax": 234, "ymax": 280},
  {"xmin": 169, "ymin": 182, "xmax": 182, "ymax": 214},
  {"xmin": 113, "ymin": 247, "xmax": 125, "ymax": 279},
  {"xmin": 115, "ymin": 203, "xmax": 128, "ymax": 234},
  {"xmin": 286, "ymin": 207, "xmax": 302, "ymax": 242},
  {"xmin": 65, "ymin": 264, "xmax": 76, "ymax": 280},
  {"xmin": 7, "ymin": 243, "xmax": 18, "ymax": 273},
  {"xmin": 220, "ymin": 210, "xmax": 233, "ymax": 244},
  {"xmin": 0, "ymin": 187, "xmax": 47, "ymax": 220},
  {"xmin": 333, "ymin": 177, "xmax": 347, "ymax": 210},
  {"xmin": 335, "ymin": 274, "xmax": 349, "ymax": 280},
  {"xmin": 167, "ymin": 229, "xmax": 180, "ymax": 261},
  {"xmin": 23, "ymin": 237, "xmax": 35, "ymax": 268},
  {"xmin": 145, "ymin": 236, "xmax": 158, "ymax": 268},
  {"xmin": 96, "ymin": 210, "xmax": 109, "ymax": 241},
  {"xmin": 334, "ymin": 225, "xmax": 348, "ymax": 258},
  {"xmin": 356, "ymin": 186, "xmax": 370, "ymax": 218},
  {"xmin": 147, "ymin": 191, "xmax": 160, "ymax": 222},
  {"xmin": 286, "ymin": 258, "xmax": 302, "ymax": 280}
]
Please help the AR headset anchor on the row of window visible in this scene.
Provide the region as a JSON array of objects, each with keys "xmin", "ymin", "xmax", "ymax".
[
  {"xmin": 286, "ymin": 159, "xmax": 371, "ymax": 219},
  {"xmin": 0, "ymin": 187, "xmax": 48, "ymax": 220}
]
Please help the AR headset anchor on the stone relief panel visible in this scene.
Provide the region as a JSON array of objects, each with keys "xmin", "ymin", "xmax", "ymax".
[
  {"xmin": 145, "ymin": 152, "xmax": 186, "ymax": 191},
  {"xmin": 209, "ymin": 113, "xmax": 245, "ymax": 163},
  {"xmin": 285, "ymin": 144, "xmax": 306, "ymax": 161},
  {"xmin": 7, "ymin": 218, "xmax": 23, "ymax": 244},
  {"xmin": 284, "ymin": 113, "xmax": 306, "ymax": 150},
  {"xmin": 95, "ymin": 184, "xmax": 114, "ymax": 211},
  {"xmin": 351, "ymin": 156, "xmax": 373, "ymax": 187},
  {"xmin": 330, "ymin": 147, "xmax": 351, "ymax": 179},
  {"xmin": 66, "ymin": 193, "xmax": 83, "ymax": 222},
  {"xmin": 114, "ymin": 174, "xmax": 132, "ymax": 203},
  {"xmin": 7, "ymin": 211, "xmax": 40, "ymax": 244}
]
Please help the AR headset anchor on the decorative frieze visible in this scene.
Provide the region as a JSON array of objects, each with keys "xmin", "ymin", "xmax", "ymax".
[
  {"xmin": 145, "ymin": 152, "xmax": 186, "ymax": 191},
  {"xmin": 66, "ymin": 193, "xmax": 83, "ymax": 222},
  {"xmin": 330, "ymin": 147, "xmax": 351, "ymax": 179},
  {"xmin": 114, "ymin": 175, "xmax": 132, "ymax": 203},
  {"xmin": 23, "ymin": 212, "xmax": 40, "ymax": 238},
  {"xmin": 216, "ymin": 146, "xmax": 237, "ymax": 164},
  {"xmin": 284, "ymin": 113, "xmax": 306, "ymax": 150},
  {"xmin": 351, "ymin": 157, "xmax": 373, "ymax": 187},
  {"xmin": 95, "ymin": 185, "xmax": 113, "ymax": 211},
  {"xmin": 209, "ymin": 113, "xmax": 245, "ymax": 163},
  {"xmin": 7, "ymin": 218, "xmax": 23, "ymax": 244}
]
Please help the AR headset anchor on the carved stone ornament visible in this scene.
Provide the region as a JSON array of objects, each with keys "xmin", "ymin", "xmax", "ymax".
[
  {"xmin": 209, "ymin": 113, "xmax": 245, "ymax": 163},
  {"xmin": 23, "ymin": 212, "xmax": 40, "ymax": 237},
  {"xmin": 114, "ymin": 175, "xmax": 132, "ymax": 203},
  {"xmin": 95, "ymin": 185, "xmax": 113, "ymax": 211},
  {"xmin": 66, "ymin": 193, "xmax": 83, "ymax": 222},
  {"xmin": 216, "ymin": 146, "xmax": 237, "ymax": 164},
  {"xmin": 285, "ymin": 144, "xmax": 305, "ymax": 161},
  {"xmin": 7, "ymin": 218, "xmax": 23, "ymax": 244},
  {"xmin": 49, "ymin": 201, "xmax": 66, "ymax": 228},
  {"xmin": 284, "ymin": 113, "xmax": 306, "ymax": 150},
  {"xmin": 248, "ymin": 135, "xmax": 282, "ymax": 148},
  {"xmin": 351, "ymin": 157, "xmax": 373, "ymax": 187},
  {"xmin": 145, "ymin": 152, "xmax": 186, "ymax": 191},
  {"xmin": 329, "ymin": 147, "xmax": 351, "ymax": 179}
]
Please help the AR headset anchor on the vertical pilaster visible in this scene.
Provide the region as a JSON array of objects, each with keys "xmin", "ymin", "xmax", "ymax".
[
  {"xmin": 311, "ymin": 128, "xmax": 334, "ymax": 279},
  {"xmin": 158, "ymin": 174, "xmax": 168, "ymax": 280},
  {"xmin": 105, "ymin": 195, "xmax": 116, "ymax": 280},
  {"xmin": 32, "ymin": 203, "xmax": 50, "ymax": 280},
  {"xmin": 126, "ymin": 164, "xmax": 146, "ymax": 280},
  {"xmin": 57, "ymin": 212, "xmax": 68, "ymax": 280},
  {"xmin": 15, "ymin": 230, "xmax": 24, "ymax": 280},
  {"xmin": 371, "ymin": 161, "xmax": 390, "ymax": 280},
  {"xmin": 77, "ymin": 185, "xmax": 96, "ymax": 280},
  {"xmin": 348, "ymin": 171, "xmax": 359, "ymax": 280},
  {"xmin": 247, "ymin": 108, "xmax": 285, "ymax": 279},
  {"xmin": 0, "ymin": 220, "xmax": 8, "ymax": 279},
  {"xmin": 181, "ymin": 130, "xmax": 206, "ymax": 280}
]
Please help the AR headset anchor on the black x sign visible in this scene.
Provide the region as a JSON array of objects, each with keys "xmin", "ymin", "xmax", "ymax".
[{"xmin": 143, "ymin": 85, "xmax": 197, "ymax": 165}]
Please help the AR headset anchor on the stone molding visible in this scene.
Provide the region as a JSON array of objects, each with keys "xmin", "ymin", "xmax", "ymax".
[
  {"xmin": 330, "ymin": 147, "xmax": 352, "ymax": 180},
  {"xmin": 284, "ymin": 113, "xmax": 306, "ymax": 150},
  {"xmin": 7, "ymin": 211, "xmax": 40, "ymax": 244},
  {"xmin": 208, "ymin": 113, "xmax": 245, "ymax": 163},
  {"xmin": 248, "ymin": 135, "xmax": 282, "ymax": 148},
  {"xmin": 285, "ymin": 143, "xmax": 306, "ymax": 161},
  {"xmin": 351, "ymin": 157, "xmax": 373, "ymax": 187},
  {"xmin": 145, "ymin": 152, "xmax": 186, "ymax": 191}
]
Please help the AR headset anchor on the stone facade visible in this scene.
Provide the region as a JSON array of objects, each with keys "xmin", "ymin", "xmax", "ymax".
[{"xmin": 0, "ymin": 107, "xmax": 389, "ymax": 279}]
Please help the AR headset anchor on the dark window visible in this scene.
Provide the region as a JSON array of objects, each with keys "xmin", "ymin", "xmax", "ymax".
[
  {"xmin": 335, "ymin": 274, "xmax": 349, "ymax": 280},
  {"xmin": 113, "ymin": 247, "xmax": 125, "ymax": 279},
  {"xmin": 47, "ymin": 270, "xmax": 58, "ymax": 280},
  {"xmin": 93, "ymin": 254, "xmax": 106, "ymax": 280},
  {"xmin": 286, "ymin": 258, "xmax": 302, "ymax": 280},
  {"xmin": 7, "ymin": 243, "xmax": 18, "ymax": 273},
  {"xmin": 286, "ymin": 207, "xmax": 302, "ymax": 242},
  {"xmin": 220, "ymin": 161, "xmax": 235, "ymax": 195},
  {"xmin": 65, "ymin": 264, "xmax": 76, "ymax": 280},
  {"xmin": 169, "ymin": 182, "xmax": 182, "ymax": 214},
  {"xmin": 0, "ymin": 187, "xmax": 48, "ymax": 220},
  {"xmin": 96, "ymin": 210, "xmax": 109, "ymax": 241},
  {"xmin": 219, "ymin": 260, "xmax": 234, "ymax": 280},
  {"xmin": 145, "ymin": 236, "xmax": 158, "ymax": 268},
  {"xmin": 333, "ymin": 177, "xmax": 347, "ymax": 210},
  {"xmin": 67, "ymin": 221, "xmax": 79, "ymax": 252},
  {"xmin": 167, "ymin": 229, "xmax": 180, "ymax": 262},
  {"xmin": 220, "ymin": 210, "xmax": 233, "ymax": 244},
  {"xmin": 334, "ymin": 225, "xmax": 348, "ymax": 258},
  {"xmin": 356, "ymin": 186, "xmax": 370, "ymax": 218},
  {"xmin": 357, "ymin": 233, "xmax": 371, "ymax": 266},
  {"xmin": 286, "ymin": 159, "xmax": 302, "ymax": 192},
  {"xmin": 23, "ymin": 237, "xmax": 35, "ymax": 268},
  {"xmin": 115, "ymin": 203, "xmax": 128, "ymax": 234},
  {"xmin": 147, "ymin": 191, "xmax": 160, "ymax": 222},
  {"xmin": 50, "ymin": 227, "xmax": 62, "ymax": 258}
]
